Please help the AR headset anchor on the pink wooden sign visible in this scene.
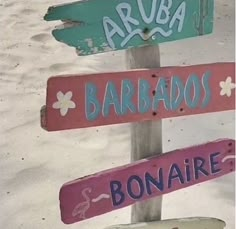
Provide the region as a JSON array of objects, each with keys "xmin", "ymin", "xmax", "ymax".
[
  {"xmin": 41, "ymin": 62, "xmax": 235, "ymax": 131},
  {"xmin": 59, "ymin": 139, "xmax": 235, "ymax": 224},
  {"xmin": 41, "ymin": 63, "xmax": 235, "ymax": 131}
]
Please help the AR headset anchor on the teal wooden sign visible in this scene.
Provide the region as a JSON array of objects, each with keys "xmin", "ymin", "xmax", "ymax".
[{"xmin": 45, "ymin": 0, "xmax": 214, "ymax": 56}]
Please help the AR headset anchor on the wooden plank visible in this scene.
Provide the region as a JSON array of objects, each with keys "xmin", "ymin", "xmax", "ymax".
[
  {"xmin": 104, "ymin": 217, "xmax": 226, "ymax": 229},
  {"xmin": 41, "ymin": 62, "xmax": 235, "ymax": 131},
  {"xmin": 44, "ymin": 0, "xmax": 214, "ymax": 55},
  {"xmin": 59, "ymin": 139, "xmax": 235, "ymax": 224},
  {"xmin": 127, "ymin": 46, "xmax": 163, "ymax": 222}
]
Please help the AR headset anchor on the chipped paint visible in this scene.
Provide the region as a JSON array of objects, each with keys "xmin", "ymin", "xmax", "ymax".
[
  {"xmin": 85, "ymin": 38, "xmax": 94, "ymax": 48},
  {"xmin": 44, "ymin": 0, "xmax": 214, "ymax": 56}
]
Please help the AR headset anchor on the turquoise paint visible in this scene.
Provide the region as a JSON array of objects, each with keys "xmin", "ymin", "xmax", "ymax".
[
  {"xmin": 184, "ymin": 75, "xmax": 201, "ymax": 108},
  {"xmin": 121, "ymin": 80, "xmax": 136, "ymax": 115},
  {"xmin": 86, "ymin": 84, "xmax": 101, "ymax": 120},
  {"xmin": 84, "ymin": 72, "xmax": 214, "ymax": 119},
  {"xmin": 153, "ymin": 78, "xmax": 171, "ymax": 110},
  {"xmin": 45, "ymin": 0, "xmax": 214, "ymax": 56},
  {"xmin": 170, "ymin": 76, "xmax": 184, "ymax": 111},
  {"xmin": 138, "ymin": 79, "xmax": 151, "ymax": 114},
  {"xmin": 103, "ymin": 82, "xmax": 121, "ymax": 116},
  {"xmin": 202, "ymin": 71, "xmax": 212, "ymax": 108}
]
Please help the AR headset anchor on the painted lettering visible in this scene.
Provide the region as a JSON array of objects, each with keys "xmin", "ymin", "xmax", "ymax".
[
  {"xmin": 168, "ymin": 163, "xmax": 185, "ymax": 188},
  {"xmin": 138, "ymin": 79, "xmax": 151, "ymax": 113},
  {"xmin": 103, "ymin": 0, "xmax": 186, "ymax": 48},
  {"xmin": 184, "ymin": 159, "xmax": 191, "ymax": 182},
  {"xmin": 103, "ymin": 82, "xmax": 121, "ymax": 117},
  {"xmin": 121, "ymin": 79, "xmax": 136, "ymax": 115},
  {"xmin": 169, "ymin": 1, "xmax": 186, "ymax": 32},
  {"xmin": 116, "ymin": 3, "xmax": 139, "ymax": 33},
  {"xmin": 137, "ymin": 0, "xmax": 157, "ymax": 24},
  {"xmin": 110, "ymin": 180, "xmax": 125, "ymax": 206},
  {"xmin": 84, "ymin": 70, "xmax": 213, "ymax": 120},
  {"xmin": 202, "ymin": 71, "xmax": 212, "ymax": 108},
  {"xmin": 156, "ymin": 0, "xmax": 172, "ymax": 24},
  {"xmin": 210, "ymin": 152, "xmax": 221, "ymax": 174},
  {"xmin": 153, "ymin": 78, "xmax": 171, "ymax": 110},
  {"xmin": 127, "ymin": 175, "xmax": 145, "ymax": 199},
  {"xmin": 145, "ymin": 170, "xmax": 164, "ymax": 195},
  {"xmin": 184, "ymin": 75, "xmax": 201, "ymax": 108},
  {"xmin": 170, "ymin": 76, "xmax": 184, "ymax": 110},
  {"xmin": 194, "ymin": 157, "xmax": 209, "ymax": 179},
  {"xmin": 85, "ymin": 83, "xmax": 101, "ymax": 120},
  {"xmin": 109, "ymin": 151, "xmax": 226, "ymax": 207},
  {"xmin": 103, "ymin": 17, "xmax": 125, "ymax": 49}
]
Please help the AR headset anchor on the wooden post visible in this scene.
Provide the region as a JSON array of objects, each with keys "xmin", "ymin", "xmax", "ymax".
[{"xmin": 126, "ymin": 46, "xmax": 162, "ymax": 223}]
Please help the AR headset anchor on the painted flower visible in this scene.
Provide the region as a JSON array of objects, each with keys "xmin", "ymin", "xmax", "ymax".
[
  {"xmin": 219, "ymin": 76, "xmax": 236, "ymax": 97},
  {"xmin": 52, "ymin": 91, "xmax": 76, "ymax": 116}
]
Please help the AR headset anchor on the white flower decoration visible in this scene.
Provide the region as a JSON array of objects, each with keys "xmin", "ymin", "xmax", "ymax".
[
  {"xmin": 219, "ymin": 76, "xmax": 236, "ymax": 97},
  {"xmin": 52, "ymin": 91, "xmax": 76, "ymax": 116}
]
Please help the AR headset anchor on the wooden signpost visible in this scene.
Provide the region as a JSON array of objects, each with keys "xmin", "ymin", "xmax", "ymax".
[
  {"xmin": 59, "ymin": 139, "xmax": 235, "ymax": 224},
  {"xmin": 43, "ymin": 0, "xmax": 235, "ymax": 227},
  {"xmin": 41, "ymin": 62, "xmax": 235, "ymax": 131},
  {"xmin": 104, "ymin": 217, "xmax": 226, "ymax": 229},
  {"xmin": 44, "ymin": 0, "xmax": 214, "ymax": 55}
]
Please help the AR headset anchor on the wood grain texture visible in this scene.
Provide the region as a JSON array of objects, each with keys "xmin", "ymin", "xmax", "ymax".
[
  {"xmin": 44, "ymin": 0, "xmax": 214, "ymax": 55},
  {"xmin": 41, "ymin": 62, "xmax": 235, "ymax": 131},
  {"xmin": 104, "ymin": 217, "xmax": 226, "ymax": 229},
  {"xmin": 59, "ymin": 139, "xmax": 235, "ymax": 224},
  {"xmin": 126, "ymin": 45, "xmax": 162, "ymax": 223}
]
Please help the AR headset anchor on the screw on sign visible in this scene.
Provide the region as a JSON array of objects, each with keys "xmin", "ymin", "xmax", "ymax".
[
  {"xmin": 59, "ymin": 139, "xmax": 235, "ymax": 224},
  {"xmin": 44, "ymin": 0, "xmax": 214, "ymax": 55},
  {"xmin": 104, "ymin": 217, "xmax": 226, "ymax": 229},
  {"xmin": 41, "ymin": 62, "xmax": 235, "ymax": 131}
]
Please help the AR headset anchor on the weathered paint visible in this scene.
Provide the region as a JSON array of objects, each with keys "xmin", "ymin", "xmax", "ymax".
[
  {"xmin": 105, "ymin": 217, "xmax": 226, "ymax": 229},
  {"xmin": 59, "ymin": 139, "xmax": 235, "ymax": 224},
  {"xmin": 44, "ymin": 0, "xmax": 214, "ymax": 55},
  {"xmin": 127, "ymin": 45, "xmax": 163, "ymax": 223},
  {"xmin": 41, "ymin": 62, "xmax": 235, "ymax": 131}
]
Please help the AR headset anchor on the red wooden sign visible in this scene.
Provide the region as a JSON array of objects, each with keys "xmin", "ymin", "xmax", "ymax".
[
  {"xmin": 59, "ymin": 139, "xmax": 235, "ymax": 224},
  {"xmin": 41, "ymin": 62, "xmax": 235, "ymax": 131}
]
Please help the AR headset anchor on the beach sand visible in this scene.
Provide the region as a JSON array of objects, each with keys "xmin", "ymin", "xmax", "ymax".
[{"xmin": 0, "ymin": 0, "xmax": 235, "ymax": 228}]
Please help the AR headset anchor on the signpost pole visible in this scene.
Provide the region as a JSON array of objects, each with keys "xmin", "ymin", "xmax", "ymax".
[{"xmin": 126, "ymin": 46, "xmax": 162, "ymax": 223}]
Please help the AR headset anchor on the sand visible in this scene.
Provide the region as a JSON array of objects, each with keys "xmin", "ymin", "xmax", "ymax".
[{"xmin": 0, "ymin": 0, "xmax": 235, "ymax": 228}]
